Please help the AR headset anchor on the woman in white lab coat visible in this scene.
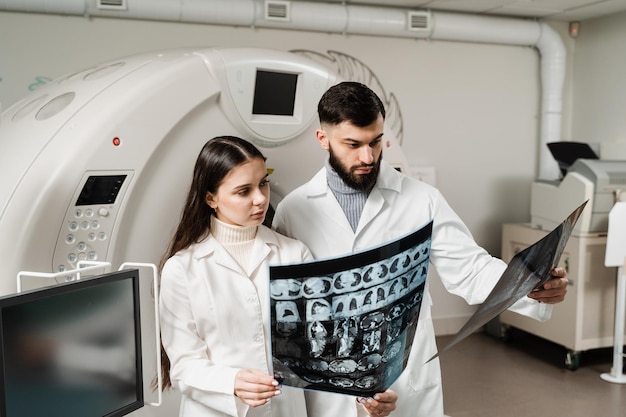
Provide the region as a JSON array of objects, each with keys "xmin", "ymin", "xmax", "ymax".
[{"xmin": 159, "ymin": 136, "xmax": 312, "ymax": 417}]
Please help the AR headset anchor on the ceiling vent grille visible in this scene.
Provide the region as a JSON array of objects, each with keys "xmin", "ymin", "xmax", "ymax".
[
  {"xmin": 97, "ymin": 0, "xmax": 127, "ymax": 11},
  {"xmin": 265, "ymin": 0, "xmax": 291, "ymax": 22},
  {"xmin": 408, "ymin": 11, "xmax": 431, "ymax": 32}
]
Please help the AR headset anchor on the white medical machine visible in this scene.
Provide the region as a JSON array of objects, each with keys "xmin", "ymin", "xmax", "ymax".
[
  {"xmin": 501, "ymin": 154, "xmax": 626, "ymax": 370},
  {"xmin": 530, "ymin": 159, "xmax": 626, "ymax": 235},
  {"xmin": 0, "ymin": 47, "xmax": 409, "ymax": 416}
]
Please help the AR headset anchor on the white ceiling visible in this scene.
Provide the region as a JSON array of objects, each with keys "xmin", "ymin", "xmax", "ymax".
[{"xmin": 294, "ymin": 0, "xmax": 626, "ymax": 21}]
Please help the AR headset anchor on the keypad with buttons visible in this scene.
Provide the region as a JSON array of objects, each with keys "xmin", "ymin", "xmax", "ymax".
[{"xmin": 53, "ymin": 171, "xmax": 132, "ymax": 272}]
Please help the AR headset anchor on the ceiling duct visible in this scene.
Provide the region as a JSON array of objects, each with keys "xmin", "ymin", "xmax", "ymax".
[{"xmin": 0, "ymin": 0, "xmax": 565, "ymax": 180}]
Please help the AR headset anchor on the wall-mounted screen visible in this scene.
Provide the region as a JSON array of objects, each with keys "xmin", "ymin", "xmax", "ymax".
[
  {"xmin": 252, "ymin": 70, "xmax": 298, "ymax": 116},
  {"xmin": 0, "ymin": 269, "xmax": 143, "ymax": 417},
  {"xmin": 206, "ymin": 48, "xmax": 333, "ymax": 145}
]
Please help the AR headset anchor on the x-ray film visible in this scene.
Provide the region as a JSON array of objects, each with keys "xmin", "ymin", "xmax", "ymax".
[
  {"xmin": 269, "ymin": 222, "xmax": 432, "ymax": 397},
  {"xmin": 430, "ymin": 200, "xmax": 588, "ymax": 362}
]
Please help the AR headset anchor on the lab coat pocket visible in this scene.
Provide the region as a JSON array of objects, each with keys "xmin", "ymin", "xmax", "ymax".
[{"xmin": 406, "ymin": 317, "xmax": 441, "ymax": 391}]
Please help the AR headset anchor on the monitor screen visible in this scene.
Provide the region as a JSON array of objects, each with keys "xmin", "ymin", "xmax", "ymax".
[
  {"xmin": 76, "ymin": 175, "xmax": 127, "ymax": 206},
  {"xmin": 252, "ymin": 70, "xmax": 298, "ymax": 116},
  {"xmin": 0, "ymin": 269, "xmax": 143, "ymax": 417}
]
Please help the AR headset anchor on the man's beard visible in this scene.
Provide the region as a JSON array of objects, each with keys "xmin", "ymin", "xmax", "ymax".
[{"xmin": 328, "ymin": 145, "xmax": 381, "ymax": 191}]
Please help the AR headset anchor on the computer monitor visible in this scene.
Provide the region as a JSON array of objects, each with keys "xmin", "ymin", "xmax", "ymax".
[{"xmin": 0, "ymin": 269, "xmax": 144, "ymax": 417}]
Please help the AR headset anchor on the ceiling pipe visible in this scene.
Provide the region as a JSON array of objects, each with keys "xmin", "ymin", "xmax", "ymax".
[{"xmin": 0, "ymin": 0, "xmax": 565, "ymax": 180}]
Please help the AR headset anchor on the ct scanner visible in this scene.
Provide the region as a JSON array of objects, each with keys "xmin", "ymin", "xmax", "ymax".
[{"xmin": 0, "ymin": 47, "xmax": 409, "ymax": 415}]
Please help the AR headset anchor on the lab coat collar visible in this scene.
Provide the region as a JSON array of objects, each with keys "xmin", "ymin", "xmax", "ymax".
[
  {"xmin": 374, "ymin": 160, "xmax": 403, "ymax": 193},
  {"xmin": 192, "ymin": 225, "xmax": 279, "ymax": 274},
  {"xmin": 356, "ymin": 162, "xmax": 403, "ymax": 234},
  {"xmin": 304, "ymin": 161, "xmax": 404, "ymax": 236},
  {"xmin": 305, "ymin": 167, "xmax": 330, "ymax": 197}
]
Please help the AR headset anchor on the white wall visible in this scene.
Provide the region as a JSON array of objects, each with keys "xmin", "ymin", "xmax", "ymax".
[
  {"xmin": 0, "ymin": 11, "xmax": 569, "ymax": 334},
  {"xmin": 571, "ymin": 11, "xmax": 626, "ymax": 146}
]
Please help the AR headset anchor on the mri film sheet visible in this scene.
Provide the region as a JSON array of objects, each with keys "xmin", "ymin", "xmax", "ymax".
[
  {"xmin": 431, "ymin": 200, "xmax": 588, "ymax": 361},
  {"xmin": 269, "ymin": 222, "xmax": 432, "ymax": 397}
]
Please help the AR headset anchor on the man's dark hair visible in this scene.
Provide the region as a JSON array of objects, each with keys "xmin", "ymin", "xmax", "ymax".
[{"xmin": 318, "ymin": 81, "xmax": 386, "ymax": 127}]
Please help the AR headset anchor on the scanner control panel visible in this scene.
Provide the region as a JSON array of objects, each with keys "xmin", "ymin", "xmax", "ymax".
[{"xmin": 53, "ymin": 171, "xmax": 133, "ymax": 274}]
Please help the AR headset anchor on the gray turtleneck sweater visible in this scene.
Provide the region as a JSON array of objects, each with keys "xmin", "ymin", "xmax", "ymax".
[{"xmin": 325, "ymin": 159, "xmax": 371, "ymax": 232}]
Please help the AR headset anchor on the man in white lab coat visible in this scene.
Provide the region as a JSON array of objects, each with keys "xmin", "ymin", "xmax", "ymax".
[{"xmin": 272, "ymin": 81, "xmax": 568, "ymax": 417}]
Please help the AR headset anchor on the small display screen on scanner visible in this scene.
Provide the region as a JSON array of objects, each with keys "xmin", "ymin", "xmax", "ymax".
[{"xmin": 76, "ymin": 175, "xmax": 127, "ymax": 206}]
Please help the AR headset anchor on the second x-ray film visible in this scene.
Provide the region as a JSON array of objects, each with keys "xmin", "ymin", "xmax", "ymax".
[{"xmin": 430, "ymin": 200, "xmax": 588, "ymax": 362}]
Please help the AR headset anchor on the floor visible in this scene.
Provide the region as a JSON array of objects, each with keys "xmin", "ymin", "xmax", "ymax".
[{"xmin": 437, "ymin": 328, "xmax": 626, "ymax": 417}]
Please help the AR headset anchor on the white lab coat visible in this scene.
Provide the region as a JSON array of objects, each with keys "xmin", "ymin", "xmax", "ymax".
[
  {"xmin": 159, "ymin": 225, "xmax": 312, "ymax": 417},
  {"xmin": 272, "ymin": 161, "xmax": 551, "ymax": 417}
]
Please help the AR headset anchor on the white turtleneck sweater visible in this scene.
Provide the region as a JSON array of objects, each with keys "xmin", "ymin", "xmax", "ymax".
[{"xmin": 210, "ymin": 216, "xmax": 257, "ymax": 273}]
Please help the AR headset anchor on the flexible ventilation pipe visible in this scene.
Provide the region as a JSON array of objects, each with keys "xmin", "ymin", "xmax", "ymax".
[{"xmin": 0, "ymin": 0, "xmax": 566, "ymax": 179}]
